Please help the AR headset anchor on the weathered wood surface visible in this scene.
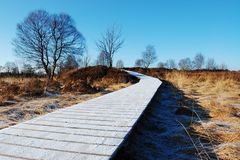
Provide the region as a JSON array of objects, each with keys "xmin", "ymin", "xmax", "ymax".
[{"xmin": 0, "ymin": 70, "xmax": 161, "ymax": 160}]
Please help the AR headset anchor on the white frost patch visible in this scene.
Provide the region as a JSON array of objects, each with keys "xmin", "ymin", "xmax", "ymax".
[
  {"xmin": 43, "ymin": 91, "xmax": 59, "ymax": 97},
  {"xmin": 46, "ymin": 103, "xmax": 59, "ymax": 110}
]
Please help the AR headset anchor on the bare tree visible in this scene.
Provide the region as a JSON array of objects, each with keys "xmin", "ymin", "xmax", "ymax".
[
  {"xmin": 96, "ymin": 25, "xmax": 124, "ymax": 68},
  {"xmin": 165, "ymin": 59, "xmax": 176, "ymax": 69},
  {"xmin": 4, "ymin": 62, "xmax": 12, "ymax": 73},
  {"xmin": 13, "ymin": 10, "xmax": 85, "ymax": 79},
  {"xmin": 219, "ymin": 63, "xmax": 228, "ymax": 70},
  {"xmin": 206, "ymin": 58, "xmax": 217, "ymax": 70},
  {"xmin": 22, "ymin": 63, "xmax": 34, "ymax": 74},
  {"xmin": 80, "ymin": 53, "xmax": 91, "ymax": 68},
  {"xmin": 63, "ymin": 55, "xmax": 79, "ymax": 71},
  {"xmin": 193, "ymin": 53, "xmax": 205, "ymax": 69},
  {"xmin": 4, "ymin": 62, "xmax": 19, "ymax": 74},
  {"xmin": 13, "ymin": 10, "xmax": 50, "ymax": 76},
  {"xmin": 95, "ymin": 51, "xmax": 109, "ymax": 66},
  {"xmin": 49, "ymin": 14, "xmax": 85, "ymax": 78},
  {"xmin": 157, "ymin": 61, "xmax": 166, "ymax": 68},
  {"xmin": 0, "ymin": 65, "xmax": 3, "ymax": 73},
  {"xmin": 178, "ymin": 58, "xmax": 192, "ymax": 70},
  {"xmin": 142, "ymin": 45, "xmax": 157, "ymax": 68},
  {"xmin": 134, "ymin": 59, "xmax": 144, "ymax": 67},
  {"xmin": 116, "ymin": 60, "xmax": 124, "ymax": 68}
]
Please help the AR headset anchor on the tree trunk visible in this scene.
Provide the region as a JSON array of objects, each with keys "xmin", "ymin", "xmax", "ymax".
[
  {"xmin": 109, "ymin": 61, "xmax": 112, "ymax": 68},
  {"xmin": 51, "ymin": 65, "xmax": 56, "ymax": 80},
  {"xmin": 109, "ymin": 56, "xmax": 113, "ymax": 68}
]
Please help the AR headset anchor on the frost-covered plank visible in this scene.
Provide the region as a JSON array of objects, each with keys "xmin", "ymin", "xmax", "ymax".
[
  {"xmin": 14, "ymin": 123, "xmax": 126, "ymax": 138},
  {"xmin": 0, "ymin": 134, "xmax": 117, "ymax": 156},
  {"xmin": 0, "ymin": 143, "xmax": 108, "ymax": 160},
  {"xmin": 1, "ymin": 128, "xmax": 122, "ymax": 146}
]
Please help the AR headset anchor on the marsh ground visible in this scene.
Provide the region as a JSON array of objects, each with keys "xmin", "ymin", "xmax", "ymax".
[
  {"xmin": 0, "ymin": 66, "xmax": 137, "ymax": 129},
  {"xmin": 114, "ymin": 81, "xmax": 217, "ymax": 160},
  {"xmin": 121, "ymin": 68, "xmax": 240, "ymax": 160}
]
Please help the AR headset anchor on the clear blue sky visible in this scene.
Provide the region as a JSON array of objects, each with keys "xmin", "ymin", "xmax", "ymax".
[{"xmin": 0, "ymin": 0, "xmax": 239, "ymax": 70}]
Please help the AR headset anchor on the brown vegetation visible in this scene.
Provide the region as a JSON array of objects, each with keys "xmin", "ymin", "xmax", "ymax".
[
  {"xmin": 126, "ymin": 67, "xmax": 240, "ymax": 160},
  {"xmin": 0, "ymin": 78, "xmax": 45, "ymax": 105},
  {"xmin": 0, "ymin": 66, "xmax": 138, "ymax": 129},
  {"xmin": 0, "ymin": 66, "xmax": 138, "ymax": 103},
  {"xmin": 59, "ymin": 66, "xmax": 138, "ymax": 92}
]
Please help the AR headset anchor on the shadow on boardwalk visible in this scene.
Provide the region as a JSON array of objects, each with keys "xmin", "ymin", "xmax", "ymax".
[{"xmin": 113, "ymin": 80, "xmax": 218, "ymax": 160}]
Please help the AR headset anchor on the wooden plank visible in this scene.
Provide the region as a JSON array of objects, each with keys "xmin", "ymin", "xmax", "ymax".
[
  {"xmin": 24, "ymin": 120, "xmax": 131, "ymax": 132},
  {"xmin": 1, "ymin": 128, "xmax": 122, "ymax": 146},
  {"xmin": 34, "ymin": 116, "xmax": 136, "ymax": 127},
  {"xmin": 0, "ymin": 134, "xmax": 117, "ymax": 156},
  {"xmin": 0, "ymin": 155, "xmax": 27, "ymax": 160},
  {"xmin": 14, "ymin": 124, "xmax": 126, "ymax": 138},
  {"xmin": 0, "ymin": 143, "xmax": 108, "ymax": 160}
]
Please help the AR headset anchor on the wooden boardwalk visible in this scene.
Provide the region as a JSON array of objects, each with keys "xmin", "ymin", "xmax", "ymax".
[{"xmin": 0, "ymin": 71, "xmax": 161, "ymax": 160}]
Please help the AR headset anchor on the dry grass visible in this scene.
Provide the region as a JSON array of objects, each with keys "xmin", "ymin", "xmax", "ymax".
[
  {"xmin": 126, "ymin": 68, "xmax": 240, "ymax": 160},
  {"xmin": 165, "ymin": 72, "xmax": 240, "ymax": 160},
  {"xmin": 0, "ymin": 92, "xmax": 103, "ymax": 129},
  {"xmin": 60, "ymin": 66, "xmax": 138, "ymax": 92},
  {"xmin": 163, "ymin": 71, "xmax": 240, "ymax": 160},
  {"xmin": 0, "ymin": 78, "xmax": 46, "ymax": 104},
  {"xmin": 0, "ymin": 66, "xmax": 138, "ymax": 104}
]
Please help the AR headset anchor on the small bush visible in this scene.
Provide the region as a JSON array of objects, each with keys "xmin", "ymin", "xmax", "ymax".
[
  {"xmin": 0, "ymin": 81, "xmax": 20, "ymax": 103},
  {"xmin": 60, "ymin": 66, "xmax": 139, "ymax": 93},
  {"xmin": 21, "ymin": 78, "xmax": 45, "ymax": 96}
]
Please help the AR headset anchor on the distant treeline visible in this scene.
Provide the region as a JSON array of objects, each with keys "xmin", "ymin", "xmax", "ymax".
[{"xmin": 0, "ymin": 72, "xmax": 45, "ymax": 78}]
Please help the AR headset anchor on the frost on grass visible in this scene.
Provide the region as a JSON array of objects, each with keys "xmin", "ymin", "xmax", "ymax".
[{"xmin": 114, "ymin": 81, "xmax": 216, "ymax": 160}]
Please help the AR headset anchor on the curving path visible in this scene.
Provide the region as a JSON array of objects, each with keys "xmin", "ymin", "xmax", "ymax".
[{"xmin": 0, "ymin": 70, "xmax": 161, "ymax": 160}]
